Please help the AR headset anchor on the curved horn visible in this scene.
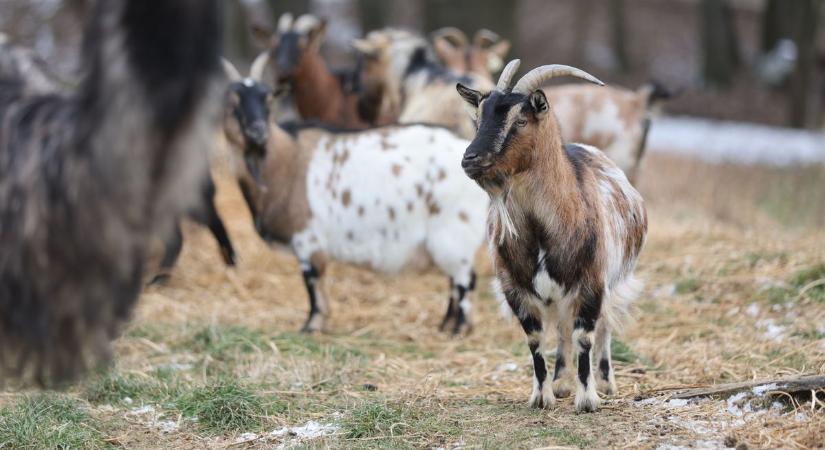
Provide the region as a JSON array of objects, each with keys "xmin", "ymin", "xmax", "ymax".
[
  {"xmin": 249, "ymin": 50, "xmax": 270, "ymax": 82},
  {"xmin": 513, "ymin": 64, "xmax": 604, "ymax": 94},
  {"xmin": 222, "ymin": 58, "xmax": 242, "ymax": 82},
  {"xmin": 294, "ymin": 14, "xmax": 321, "ymax": 34},
  {"xmin": 496, "ymin": 59, "xmax": 521, "ymax": 91},
  {"xmin": 432, "ymin": 27, "xmax": 468, "ymax": 48},
  {"xmin": 277, "ymin": 13, "xmax": 294, "ymax": 33},
  {"xmin": 474, "ymin": 29, "xmax": 500, "ymax": 48}
]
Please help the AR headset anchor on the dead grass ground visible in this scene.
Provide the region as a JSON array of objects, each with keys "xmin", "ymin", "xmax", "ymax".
[{"xmin": 1, "ymin": 153, "xmax": 823, "ymax": 449}]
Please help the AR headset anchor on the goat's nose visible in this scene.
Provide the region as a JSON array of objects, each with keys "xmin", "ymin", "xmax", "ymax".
[
  {"xmin": 246, "ymin": 122, "xmax": 267, "ymax": 146},
  {"xmin": 462, "ymin": 152, "xmax": 480, "ymax": 167}
]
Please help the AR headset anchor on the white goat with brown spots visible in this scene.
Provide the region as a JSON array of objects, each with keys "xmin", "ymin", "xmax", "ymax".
[
  {"xmin": 433, "ymin": 28, "xmax": 669, "ymax": 183},
  {"xmin": 223, "ymin": 57, "xmax": 488, "ymax": 335},
  {"xmin": 457, "ymin": 60, "xmax": 647, "ymax": 412}
]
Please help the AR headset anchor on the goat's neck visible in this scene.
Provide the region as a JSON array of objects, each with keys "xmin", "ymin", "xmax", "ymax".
[
  {"xmin": 510, "ymin": 118, "xmax": 585, "ymax": 227},
  {"xmin": 292, "ymin": 52, "xmax": 342, "ymax": 119}
]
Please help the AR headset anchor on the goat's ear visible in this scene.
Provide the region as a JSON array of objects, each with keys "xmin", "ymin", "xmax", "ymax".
[
  {"xmin": 528, "ymin": 90, "xmax": 550, "ymax": 119},
  {"xmin": 307, "ymin": 19, "xmax": 327, "ymax": 52},
  {"xmin": 486, "ymin": 40, "xmax": 510, "ymax": 74},
  {"xmin": 456, "ymin": 83, "xmax": 482, "ymax": 107},
  {"xmin": 433, "ymin": 37, "xmax": 464, "ymax": 72},
  {"xmin": 251, "ymin": 24, "xmax": 276, "ymax": 48},
  {"xmin": 456, "ymin": 83, "xmax": 482, "ymax": 121}
]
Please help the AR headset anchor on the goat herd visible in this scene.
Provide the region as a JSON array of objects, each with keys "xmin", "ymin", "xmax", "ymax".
[{"xmin": 0, "ymin": 0, "xmax": 661, "ymax": 414}]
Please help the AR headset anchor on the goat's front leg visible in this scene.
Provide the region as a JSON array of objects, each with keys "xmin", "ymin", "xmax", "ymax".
[
  {"xmin": 593, "ymin": 318, "xmax": 617, "ymax": 396},
  {"xmin": 572, "ymin": 288, "xmax": 603, "ymax": 413},
  {"xmin": 150, "ymin": 221, "xmax": 184, "ymax": 285},
  {"xmin": 508, "ymin": 291, "xmax": 554, "ymax": 409}
]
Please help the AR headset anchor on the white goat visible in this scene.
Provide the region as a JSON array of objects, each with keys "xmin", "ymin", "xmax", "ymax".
[
  {"xmin": 223, "ymin": 57, "xmax": 488, "ymax": 334},
  {"xmin": 457, "ymin": 60, "xmax": 648, "ymax": 412}
]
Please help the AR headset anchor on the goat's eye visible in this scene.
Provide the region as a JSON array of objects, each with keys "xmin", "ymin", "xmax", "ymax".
[{"xmin": 516, "ymin": 118, "xmax": 528, "ymax": 127}]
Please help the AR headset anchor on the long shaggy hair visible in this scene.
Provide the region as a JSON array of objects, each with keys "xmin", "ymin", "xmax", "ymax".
[{"xmin": 0, "ymin": 0, "xmax": 222, "ymax": 385}]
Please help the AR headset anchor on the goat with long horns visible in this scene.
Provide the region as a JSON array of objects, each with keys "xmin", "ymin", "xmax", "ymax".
[{"xmin": 456, "ymin": 60, "xmax": 648, "ymax": 412}]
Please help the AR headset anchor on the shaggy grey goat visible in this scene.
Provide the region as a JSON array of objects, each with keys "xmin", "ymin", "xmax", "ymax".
[{"xmin": 0, "ymin": 0, "xmax": 222, "ymax": 385}]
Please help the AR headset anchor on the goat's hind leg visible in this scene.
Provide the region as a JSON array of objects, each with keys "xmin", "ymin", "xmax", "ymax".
[
  {"xmin": 439, "ymin": 272, "xmax": 475, "ymax": 335},
  {"xmin": 299, "ymin": 257, "xmax": 329, "ymax": 333},
  {"xmin": 552, "ymin": 319, "xmax": 575, "ymax": 398},
  {"xmin": 593, "ymin": 319, "xmax": 617, "ymax": 396},
  {"xmin": 572, "ymin": 288, "xmax": 603, "ymax": 413},
  {"xmin": 150, "ymin": 221, "xmax": 184, "ymax": 285}
]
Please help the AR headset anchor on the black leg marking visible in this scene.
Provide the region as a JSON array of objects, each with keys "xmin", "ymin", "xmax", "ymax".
[
  {"xmin": 531, "ymin": 341, "xmax": 547, "ymax": 387},
  {"xmin": 553, "ymin": 353, "xmax": 565, "ymax": 381},
  {"xmin": 300, "ymin": 264, "xmax": 322, "ymax": 332},
  {"xmin": 204, "ymin": 201, "xmax": 236, "ymax": 266},
  {"xmin": 440, "ymin": 275, "xmax": 474, "ymax": 335},
  {"xmin": 599, "ymin": 357, "xmax": 611, "ymax": 382},
  {"xmin": 573, "ymin": 287, "xmax": 603, "ymax": 412},
  {"xmin": 577, "ymin": 338, "xmax": 592, "ymax": 387}
]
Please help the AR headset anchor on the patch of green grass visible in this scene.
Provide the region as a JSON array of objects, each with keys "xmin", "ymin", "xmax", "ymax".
[
  {"xmin": 189, "ymin": 324, "xmax": 269, "ymax": 361},
  {"xmin": 793, "ymin": 328, "xmax": 825, "ymax": 340},
  {"xmin": 542, "ymin": 428, "xmax": 595, "ymax": 448},
  {"xmin": 83, "ymin": 371, "xmax": 180, "ymax": 406},
  {"xmin": 674, "ymin": 276, "xmax": 701, "ymax": 294},
  {"xmin": 341, "ymin": 401, "xmax": 406, "ymax": 439},
  {"xmin": 176, "ymin": 379, "xmax": 282, "ymax": 433},
  {"xmin": 745, "ymin": 251, "xmax": 788, "ymax": 268},
  {"xmin": 341, "ymin": 399, "xmax": 460, "ymax": 446},
  {"xmin": 0, "ymin": 394, "xmax": 111, "ymax": 449},
  {"xmin": 611, "ymin": 339, "xmax": 640, "ymax": 363},
  {"xmin": 789, "ymin": 264, "xmax": 825, "ymax": 303},
  {"xmin": 761, "ymin": 286, "xmax": 790, "ymax": 305}
]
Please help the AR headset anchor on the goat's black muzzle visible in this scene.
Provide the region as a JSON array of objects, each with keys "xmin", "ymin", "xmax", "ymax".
[{"xmin": 461, "ymin": 145, "xmax": 493, "ymax": 180}]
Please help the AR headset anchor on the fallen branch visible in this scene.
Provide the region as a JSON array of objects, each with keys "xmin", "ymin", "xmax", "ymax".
[{"xmin": 639, "ymin": 374, "xmax": 825, "ymax": 400}]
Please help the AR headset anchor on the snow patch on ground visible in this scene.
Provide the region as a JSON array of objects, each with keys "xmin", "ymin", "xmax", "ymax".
[
  {"xmin": 755, "ymin": 318, "xmax": 785, "ymax": 341},
  {"xmin": 125, "ymin": 404, "xmax": 179, "ymax": 433},
  {"xmin": 270, "ymin": 420, "xmax": 339, "ymax": 440},
  {"xmin": 649, "ymin": 116, "xmax": 825, "ymax": 166}
]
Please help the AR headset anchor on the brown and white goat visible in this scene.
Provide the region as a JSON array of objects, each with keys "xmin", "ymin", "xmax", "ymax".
[
  {"xmin": 223, "ymin": 57, "xmax": 488, "ymax": 335},
  {"xmin": 353, "ymin": 28, "xmax": 486, "ymax": 140},
  {"xmin": 435, "ymin": 29, "xmax": 669, "ymax": 184},
  {"xmin": 456, "ymin": 60, "xmax": 647, "ymax": 412},
  {"xmin": 253, "ymin": 13, "xmax": 382, "ymax": 128}
]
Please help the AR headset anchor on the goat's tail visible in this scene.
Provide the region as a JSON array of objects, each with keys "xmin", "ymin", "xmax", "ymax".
[{"xmin": 604, "ymin": 275, "xmax": 643, "ymax": 335}]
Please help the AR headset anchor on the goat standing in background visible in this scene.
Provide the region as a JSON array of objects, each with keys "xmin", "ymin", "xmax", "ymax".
[
  {"xmin": 0, "ymin": 0, "xmax": 222, "ymax": 384},
  {"xmin": 457, "ymin": 60, "xmax": 647, "ymax": 412},
  {"xmin": 253, "ymin": 13, "xmax": 383, "ymax": 128},
  {"xmin": 222, "ymin": 57, "xmax": 488, "ymax": 335},
  {"xmin": 353, "ymin": 29, "xmax": 486, "ymax": 140},
  {"xmin": 435, "ymin": 28, "xmax": 670, "ymax": 184}
]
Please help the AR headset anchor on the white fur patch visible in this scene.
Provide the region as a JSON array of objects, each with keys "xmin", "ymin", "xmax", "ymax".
[
  {"xmin": 489, "ymin": 194, "xmax": 518, "ymax": 245},
  {"xmin": 299, "ymin": 125, "xmax": 488, "ymax": 280}
]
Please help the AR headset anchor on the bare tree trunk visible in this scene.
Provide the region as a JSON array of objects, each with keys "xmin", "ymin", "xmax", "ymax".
[
  {"xmin": 386, "ymin": 0, "xmax": 425, "ymax": 30},
  {"xmin": 573, "ymin": 0, "xmax": 595, "ymax": 66},
  {"xmin": 700, "ymin": 0, "xmax": 741, "ymax": 88},
  {"xmin": 609, "ymin": 0, "xmax": 631, "ymax": 73},
  {"xmin": 761, "ymin": 0, "xmax": 821, "ymax": 128}
]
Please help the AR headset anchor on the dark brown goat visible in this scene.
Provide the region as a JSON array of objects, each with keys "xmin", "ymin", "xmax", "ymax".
[
  {"xmin": 253, "ymin": 13, "xmax": 383, "ymax": 128},
  {"xmin": 0, "ymin": 0, "xmax": 222, "ymax": 385}
]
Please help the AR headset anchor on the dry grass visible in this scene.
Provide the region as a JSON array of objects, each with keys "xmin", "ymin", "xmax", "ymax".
[{"xmin": 1, "ymin": 153, "xmax": 824, "ymax": 449}]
